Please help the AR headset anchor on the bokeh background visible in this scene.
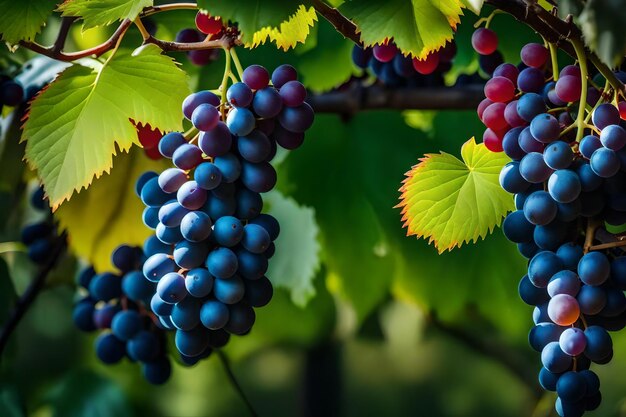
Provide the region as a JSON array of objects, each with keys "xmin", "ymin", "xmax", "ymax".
[{"xmin": 2, "ymin": 3, "xmax": 626, "ymax": 417}]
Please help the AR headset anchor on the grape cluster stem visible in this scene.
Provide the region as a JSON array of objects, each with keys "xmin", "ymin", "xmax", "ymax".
[{"xmin": 217, "ymin": 351, "xmax": 260, "ymax": 417}]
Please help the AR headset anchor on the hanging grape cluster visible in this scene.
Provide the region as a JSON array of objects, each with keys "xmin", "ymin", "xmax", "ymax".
[{"xmin": 475, "ymin": 26, "xmax": 626, "ymax": 417}]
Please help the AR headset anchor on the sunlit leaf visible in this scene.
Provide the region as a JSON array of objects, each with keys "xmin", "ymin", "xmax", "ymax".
[
  {"xmin": 397, "ymin": 138, "xmax": 513, "ymax": 253},
  {"xmin": 0, "ymin": 0, "xmax": 58, "ymax": 45},
  {"xmin": 250, "ymin": 5, "xmax": 317, "ymax": 50},
  {"xmin": 59, "ymin": 0, "xmax": 153, "ymax": 30}
]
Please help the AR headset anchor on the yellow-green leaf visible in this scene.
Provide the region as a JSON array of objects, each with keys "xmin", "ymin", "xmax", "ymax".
[
  {"xmin": 339, "ymin": 0, "xmax": 464, "ymax": 59},
  {"xmin": 56, "ymin": 148, "xmax": 169, "ymax": 272},
  {"xmin": 23, "ymin": 44, "xmax": 190, "ymax": 209},
  {"xmin": 396, "ymin": 138, "xmax": 513, "ymax": 253},
  {"xmin": 250, "ymin": 5, "xmax": 317, "ymax": 50},
  {"xmin": 59, "ymin": 0, "xmax": 153, "ymax": 30},
  {"xmin": 461, "ymin": 0, "xmax": 485, "ymax": 14},
  {"xmin": 0, "ymin": 0, "xmax": 58, "ymax": 45}
]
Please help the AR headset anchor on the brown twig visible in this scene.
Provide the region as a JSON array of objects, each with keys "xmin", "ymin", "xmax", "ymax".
[
  {"xmin": 311, "ymin": 0, "xmax": 361, "ymax": 45},
  {"xmin": 139, "ymin": 2, "xmax": 198, "ymax": 17},
  {"xmin": 51, "ymin": 17, "xmax": 77, "ymax": 54}
]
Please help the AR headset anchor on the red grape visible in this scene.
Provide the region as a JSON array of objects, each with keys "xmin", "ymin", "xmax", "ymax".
[
  {"xmin": 482, "ymin": 102, "xmax": 509, "ymax": 130},
  {"xmin": 483, "ymin": 128, "xmax": 504, "ymax": 152},
  {"xmin": 555, "ymin": 75, "xmax": 582, "ymax": 103},
  {"xmin": 411, "ymin": 52, "xmax": 439, "ymax": 75},
  {"xmin": 484, "ymin": 76, "xmax": 516, "ymax": 103},
  {"xmin": 477, "ymin": 98, "xmax": 493, "ymax": 120},
  {"xmin": 373, "ymin": 43, "xmax": 397, "ymax": 62},
  {"xmin": 471, "ymin": 28, "xmax": 498, "ymax": 55},
  {"xmin": 520, "ymin": 43, "xmax": 549, "ymax": 68}
]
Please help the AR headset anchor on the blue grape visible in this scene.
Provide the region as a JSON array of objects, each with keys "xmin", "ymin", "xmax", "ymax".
[
  {"xmin": 213, "ymin": 276, "xmax": 245, "ymax": 304},
  {"xmin": 249, "ymin": 214, "xmax": 280, "ymax": 240},
  {"xmin": 175, "ymin": 327, "xmax": 209, "ymax": 357},
  {"xmin": 502, "ymin": 127, "xmax": 526, "ymax": 160},
  {"xmin": 244, "ymin": 276, "xmax": 273, "ymax": 307},
  {"xmin": 89, "ymin": 273, "xmax": 122, "ymax": 301},
  {"xmin": 529, "ymin": 251, "xmax": 563, "ymax": 288},
  {"xmin": 538, "ymin": 367, "xmax": 560, "ymax": 391},
  {"xmin": 236, "ymin": 249, "xmax": 268, "ymax": 280},
  {"xmin": 150, "ymin": 293, "xmax": 173, "ymax": 316},
  {"xmin": 242, "ymin": 224, "xmax": 271, "ymax": 253},
  {"xmin": 213, "ymin": 153, "xmax": 242, "ymax": 183},
  {"xmin": 530, "ymin": 323, "xmax": 564, "ymax": 351},
  {"xmin": 279, "ymin": 80, "xmax": 307, "ymax": 107},
  {"xmin": 252, "ymin": 87, "xmax": 283, "ymax": 118},
  {"xmin": 518, "ymin": 241, "xmax": 539, "ymax": 259},
  {"xmin": 142, "ymin": 357, "xmax": 173, "ymax": 385},
  {"xmin": 200, "ymin": 300, "xmax": 229, "ymax": 329},
  {"xmin": 206, "ymin": 247, "xmax": 238, "ymax": 279},
  {"xmin": 20, "ymin": 222, "xmax": 52, "ymax": 245},
  {"xmin": 185, "ymin": 268, "xmax": 214, "ymax": 298},
  {"xmin": 241, "ymin": 161, "xmax": 277, "ymax": 193},
  {"xmin": 543, "ymin": 141, "xmax": 573, "ymax": 169},
  {"xmin": 530, "ymin": 113, "xmax": 560, "ymax": 143},
  {"xmin": 158, "ymin": 200, "xmax": 189, "ymax": 227},
  {"xmin": 502, "ymin": 210, "xmax": 534, "ymax": 243},
  {"xmin": 575, "ymin": 162, "xmax": 603, "ymax": 191},
  {"xmin": 157, "ymin": 272, "xmax": 188, "ymax": 304},
  {"xmin": 122, "ymin": 270, "xmax": 155, "ymax": 303},
  {"xmin": 584, "ymin": 326, "xmax": 612, "ymax": 362},
  {"xmin": 155, "ymin": 223, "xmax": 183, "ymax": 245},
  {"xmin": 517, "ymin": 92, "xmax": 546, "ymax": 122},
  {"xmin": 235, "ymin": 189, "xmax": 263, "ymax": 220},
  {"xmin": 143, "ymin": 235, "xmax": 172, "ymax": 257},
  {"xmin": 173, "ymin": 241, "xmax": 209, "ymax": 269},
  {"xmin": 171, "ymin": 297, "xmax": 201, "ymax": 330},
  {"xmin": 579, "ymin": 135, "xmax": 602, "ymax": 159},
  {"xmin": 182, "ymin": 91, "xmax": 220, "ymax": 120},
  {"xmin": 194, "ymin": 162, "xmax": 222, "ymax": 190},
  {"xmin": 523, "ymin": 191, "xmax": 557, "ymax": 225},
  {"xmin": 191, "ymin": 103, "xmax": 219, "ymax": 131},
  {"xmin": 517, "ymin": 67, "xmax": 545, "ymax": 93},
  {"xmin": 557, "ymin": 371, "xmax": 586, "ymax": 401},
  {"xmin": 202, "ymin": 195, "xmax": 236, "ymax": 220},
  {"xmin": 555, "ymin": 243, "xmax": 583, "ymax": 271},
  {"xmin": 180, "ymin": 211, "xmax": 212, "ymax": 242},
  {"xmin": 547, "ymin": 170, "xmax": 581, "ymax": 203},
  {"xmin": 278, "ymin": 103, "xmax": 314, "ymax": 133},
  {"xmin": 541, "ymin": 341, "xmax": 572, "ymax": 373},
  {"xmin": 198, "ymin": 122, "xmax": 232, "ymax": 157},
  {"xmin": 556, "ymin": 200, "xmax": 581, "ymax": 222},
  {"xmin": 226, "ymin": 107, "xmax": 255, "ymax": 136},
  {"xmin": 499, "ymin": 162, "xmax": 530, "ymax": 193},
  {"xmin": 271, "ymin": 64, "xmax": 298, "ymax": 88},
  {"xmin": 143, "ymin": 253, "xmax": 177, "ymax": 282},
  {"xmin": 534, "ymin": 220, "xmax": 569, "ymax": 251},
  {"xmin": 226, "ymin": 82, "xmax": 253, "ymax": 107},
  {"xmin": 73, "ymin": 300, "xmax": 96, "ymax": 331},
  {"xmin": 177, "ymin": 181, "xmax": 208, "ymax": 210},
  {"xmin": 142, "ymin": 207, "xmax": 159, "ymax": 229},
  {"xmin": 519, "ymin": 275, "xmax": 549, "ymax": 305},
  {"xmin": 610, "ymin": 256, "xmax": 626, "ymax": 289},
  {"xmin": 547, "ymin": 270, "xmax": 580, "ymax": 297},
  {"xmin": 225, "ymin": 302, "xmax": 256, "ymax": 335},
  {"xmin": 95, "ymin": 333, "xmax": 126, "ymax": 364},
  {"xmin": 273, "ymin": 125, "xmax": 304, "ymax": 150},
  {"xmin": 578, "ymin": 252, "xmax": 610, "ymax": 286},
  {"xmin": 213, "ymin": 216, "xmax": 243, "ymax": 247},
  {"xmin": 127, "ymin": 331, "xmax": 159, "ymax": 362},
  {"xmin": 577, "ymin": 285, "xmax": 606, "ymax": 315},
  {"xmin": 601, "ymin": 289, "xmax": 626, "ymax": 317},
  {"xmin": 158, "ymin": 168, "xmax": 188, "ymax": 193},
  {"xmin": 518, "ymin": 126, "xmax": 545, "ymax": 153},
  {"xmin": 600, "ymin": 124, "xmax": 626, "ymax": 150},
  {"xmin": 242, "ymin": 65, "xmax": 270, "ymax": 90},
  {"xmin": 141, "ymin": 177, "xmax": 171, "ymax": 208},
  {"xmin": 592, "ymin": 103, "xmax": 620, "ymax": 130},
  {"xmin": 172, "ymin": 144, "xmax": 203, "ymax": 170},
  {"xmin": 77, "ymin": 266, "xmax": 96, "ymax": 289},
  {"xmin": 135, "ymin": 171, "xmax": 158, "ymax": 197},
  {"xmin": 159, "ymin": 132, "xmax": 186, "ymax": 158},
  {"xmin": 520, "ymin": 152, "xmax": 553, "ymax": 183},
  {"xmin": 111, "ymin": 310, "xmax": 142, "ymax": 341},
  {"xmin": 238, "ymin": 130, "xmax": 271, "ymax": 163},
  {"xmin": 555, "ymin": 397, "xmax": 585, "ymax": 417},
  {"xmin": 93, "ymin": 304, "xmax": 121, "ymax": 329}
]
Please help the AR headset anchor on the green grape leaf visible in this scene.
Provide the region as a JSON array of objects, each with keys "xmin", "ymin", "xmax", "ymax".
[
  {"xmin": 296, "ymin": 19, "xmax": 356, "ymax": 92},
  {"xmin": 55, "ymin": 148, "xmax": 169, "ymax": 272},
  {"xmin": 23, "ymin": 44, "xmax": 189, "ymax": 209},
  {"xmin": 461, "ymin": 0, "xmax": 484, "ymax": 14},
  {"xmin": 250, "ymin": 5, "xmax": 317, "ymax": 50},
  {"xmin": 397, "ymin": 138, "xmax": 513, "ymax": 253},
  {"xmin": 59, "ymin": 0, "xmax": 153, "ymax": 30},
  {"xmin": 197, "ymin": 0, "xmax": 310, "ymax": 46},
  {"xmin": 402, "ymin": 110, "xmax": 436, "ymax": 134},
  {"xmin": 0, "ymin": 0, "xmax": 58, "ymax": 45},
  {"xmin": 579, "ymin": 0, "xmax": 626, "ymax": 67},
  {"xmin": 265, "ymin": 191, "xmax": 321, "ymax": 306},
  {"xmin": 339, "ymin": 0, "xmax": 463, "ymax": 58}
]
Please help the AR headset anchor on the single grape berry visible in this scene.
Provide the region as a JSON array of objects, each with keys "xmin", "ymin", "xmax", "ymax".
[{"xmin": 471, "ymin": 28, "xmax": 498, "ymax": 55}]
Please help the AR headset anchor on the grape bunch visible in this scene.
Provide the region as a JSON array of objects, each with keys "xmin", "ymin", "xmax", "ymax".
[
  {"xmin": 475, "ymin": 26, "xmax": 626, "ymax": 416},
  {"xmin": 174, "ymin": 12, "xmax": 225, "ymax": 66},
  {"xmin": 351, "ymin": 39, "xmax": 457, "ymax": 87},
  {"xmin": 73, "ymin": 245, "xmax": 172, "ymax": 384},
  {"xmin": 135, "ymin": 63, "xmax": 313, "ymax": 363},
  {"xmin": 1, "ymin": 73, "xmax": 25, "ymax": 112},
  {"xmin": 20, "ymin": 187, "xmax": 61, "ymax": 265}
]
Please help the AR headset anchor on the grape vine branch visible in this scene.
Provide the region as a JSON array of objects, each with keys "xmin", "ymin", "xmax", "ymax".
[{"xmin": 0, "ymin": 231, "xmax": 67, "ymax": 360}]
